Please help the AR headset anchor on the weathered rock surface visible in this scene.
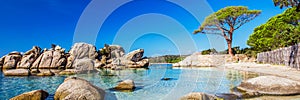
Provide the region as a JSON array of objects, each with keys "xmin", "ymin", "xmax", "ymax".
[
  {"xmin": 50, "ymin": 51, "xmax": 66, "ymax": 68},
  {"xmin": 0, "ymin": 56, "xmax": 5, "ymax": 69},
  {"xmin": 73, "ymin": 58, "xmax": 95, "ymax": 73},
  {"xmin": 4, "ymin": 69, "xmax": 29, "ymax": 76},
  {"xmin": 3, "ymin": 51, "xmax": 22, "ymax": 69},
  {"xmin": 54, "ymin": 77, "xmax": 105, "ymax": 100},
  {"xmin": 31, "ymin": 45, "xmax": 66, "ymax": 69},
  {"xmin": 180, "ymin": 92, "xmax": 218, "ymax": 100},
  {"xmin": 17, "ymin": 46, "xmax": 41, "ymax": 69},
  {"xmin": 66, "ymin": 43, "xmax": 97, "ymax": 69},
  {"xmin": 37, "ymin": 50, "xmax": 53, "ymax": 68},
  {"xmin": 68, "ymin": 43, "xmax": 97, "ymax": 59},
  {"xmin": 238, "ymin": 76, "xmax": 300, "ymax": 97},
  {"xmin": 114, "ymin": 79, "xmax": 135, "ymax": 90},
  {"xmin": 123, "ymin": 49, "xmax": 149, "ymax": 68},
  {"xmin": 10, "ymin": 90, "xmax": 49, "ymax": 100},
  {"xmin": 215, "ymin": 93, "xmax": 238, "ymax": 100},
  {"xmin": 36, "ymin": 69, "xmax": 55, "ymax": 76},
  {"xmin": 173, "ymin": 53, "xmax": 226, "ymax": 67},
  {"xmin": 0, "ymin": 43, "xmax": 149, "ymax": 76},
  {"xmin": 59, "ymin": 69, "xmax": 76, "ymax": 75},
  {"xmin": 126, "ymin": 59, "xmax": 149, "ymax": 68},
  {"xmin": 109, "ymin": 45, "xmax": 125, "ymax": 59},
  {"xmin": 97, "ymin": 44, "xmax": 149, "ymax": 68},
  {"xmin": 125, "ymin": 49, "xmax": 144, "ymax": 62}
]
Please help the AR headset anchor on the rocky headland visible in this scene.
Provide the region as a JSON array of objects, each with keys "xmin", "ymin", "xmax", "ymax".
[{"xmin": 0, "ymin": 42, "xmax": 149, "ymax": 76}]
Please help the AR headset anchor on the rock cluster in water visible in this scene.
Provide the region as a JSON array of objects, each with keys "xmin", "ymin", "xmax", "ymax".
[{"xmin": 0, "ymin": 42, "xmax": 149, "ymax": 76}]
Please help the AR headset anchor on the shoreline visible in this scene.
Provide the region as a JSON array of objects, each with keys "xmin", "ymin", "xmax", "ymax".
[{"xmin": 224, "ymin": 62, "xmax": 300, "ymax": 81}]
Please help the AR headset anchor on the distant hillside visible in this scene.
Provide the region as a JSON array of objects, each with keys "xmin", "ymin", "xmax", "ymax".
[{"xmin": 148, "ymin": 55, "xmax": 188, "ymax": 63}]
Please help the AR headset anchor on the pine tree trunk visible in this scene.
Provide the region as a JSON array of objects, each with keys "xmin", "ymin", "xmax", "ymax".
[{"xmin": 227, "ymin": 40, "xmax": 234, "ymax": 57}]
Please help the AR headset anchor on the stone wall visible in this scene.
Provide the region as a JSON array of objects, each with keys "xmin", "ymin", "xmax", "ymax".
[{"xmin": 257, "ymin": 43, "xmax": 300, "ymax": 69}]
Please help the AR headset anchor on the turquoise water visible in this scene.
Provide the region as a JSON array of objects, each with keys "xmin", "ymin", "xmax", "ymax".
[
  {"xmin": 0, "ymin": 72, "xmax": 66, "ymax": 99},
  {"xmin": 0, "ymin": 64, "xmax": 253, "ymax": 100}
]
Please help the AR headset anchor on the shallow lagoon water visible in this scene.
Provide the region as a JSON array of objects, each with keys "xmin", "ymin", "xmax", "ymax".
[
  {"xmin": 0, "ymin": 72, "xmax": 66, "ymax": 99},
  {"xmin": 0, "ymin": 64, "xmax": 270, "ymax": 100}
]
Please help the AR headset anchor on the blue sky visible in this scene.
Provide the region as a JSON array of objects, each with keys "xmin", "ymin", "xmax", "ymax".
[{"xmin": 0, "ymin": 0, "xmax": 286, "ymax": 57}]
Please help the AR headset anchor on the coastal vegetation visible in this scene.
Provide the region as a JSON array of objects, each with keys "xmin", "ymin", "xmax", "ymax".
[
  {"xmin": 198, "ymin": 7, "xmax": 300, "ymax": 58},
  {"xmin": 247, "ymin": 7, "xmax": 300, "ymax": 53},
  {"xmin": 149, "ymin": 55, "xmax": 187, "ymax": 63},
  {"xmin": 194, "ymin": 6, "xmax": 261, "ymax": 56},
  {"xmin": 200, "ymin": 47, "xmax": 257, "ymax": 57}
]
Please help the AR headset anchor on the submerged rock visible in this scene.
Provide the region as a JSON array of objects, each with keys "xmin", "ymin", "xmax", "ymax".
[
  {"xmin": 10, "ymin": 89, "xmax": 49, "ymax": 100},
  {"xmin": 237, "ymin": 76, "xmax": 300, "ymax": 97},
  {"xmin": 54, "ymin": 77, "xmax": 106, "ymax": 100},
  {"xmin": 3, "ymin": 69, "xmax": 29, "ymax": 76},
  {"xmin": 114, "ymin": 79, "xmax": 135, "ymax": 91},
  {"xmin": 180, "ymin": 92, "xmax": 218, "ymax": 100}
]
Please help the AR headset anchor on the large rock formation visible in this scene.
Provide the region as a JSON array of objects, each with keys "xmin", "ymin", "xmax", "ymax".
[
  {"xmin": 0, "ymin": 43, "xmax": 149, "ymax": 76},
  {"xmin": 54, "ymin": 77, "xmax": 105, "ymax": 100},
  {"xmin": 238, "ymin": 76, "xmax": 300, "ymax": 98},
  {"xmin": 123, "ymin": 49, "xmax": 149, "ymax": 68},
  {"xmin": 125, "ymin": 49, "xmax": 144, "ymax": 62},
  {"xmin": 66, "ymin": 43, "xmax": 97, "ymax": 72},
  {"xmin": 97, "ymin": 45, "xmax": 149, "ymax": 68},
  {"xmin": 96, "ymin": 44, "xmax": 125, "ymax": 67},
  {"xmin": 110, "ymin": 45, "xmax": 125, "ymax": 59},
  {"xmin": 2, "ymin": 51, "xmax": 22, "ymax": 69},
  {"xmin": 180, "ymin": 92, "xmax": 218, "ymax": 100},
  {"xmin": 10, "ymin": 90, "xmax": 49, "ymax": 100},
  {"xmin": 67, "ymin": 43, "xmax": 98, "ymax": 60},
  {"xmin": 17, "ymin": 46, "xmax": 41, "ymax": 69},
  {"xmin": 31, "ymin": 45, "xmax": 66, "ymax": 69}
]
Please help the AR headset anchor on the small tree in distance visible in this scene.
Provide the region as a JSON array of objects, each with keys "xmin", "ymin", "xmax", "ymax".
[{"xmin": 194, "ymin": 6, "xmax": 261, "ymax": 57}]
